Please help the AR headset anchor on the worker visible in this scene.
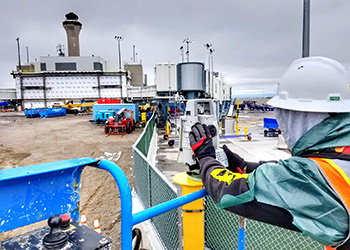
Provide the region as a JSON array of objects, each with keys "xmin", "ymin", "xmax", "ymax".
[
  {"xmin": 106, "ymin": 116, "xmax": 114, "ymax": 126},
  {"xmin": 189, "ymin": 57, "xmax": 350, "ymax": 249}
]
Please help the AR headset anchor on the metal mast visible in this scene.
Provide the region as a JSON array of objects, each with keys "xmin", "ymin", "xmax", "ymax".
[
  {"xmin": 183, "ymin": 38, "xmax": 194, "ymax": 62},
  {"xmin": 302, "ymin": 0, "xmax": 310, "ymax": 57}
]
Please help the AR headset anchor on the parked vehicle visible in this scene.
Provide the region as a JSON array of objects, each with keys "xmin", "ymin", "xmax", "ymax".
[
  {"xmin": 105, "ymin": 108, "xmax": 135, "ymax": 135},
  {"xmin": 263, "ymin": 118, "xmax": 280, "ymax": 137}
]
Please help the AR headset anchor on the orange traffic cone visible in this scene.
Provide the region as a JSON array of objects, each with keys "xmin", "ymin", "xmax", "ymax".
[
  {"xmin": 94, "ymin": 216, "xmax": 102, "ymax": 234},
  {"xmin": 80, "ymin": 211, "xmax": 87, "ymax": 225}
]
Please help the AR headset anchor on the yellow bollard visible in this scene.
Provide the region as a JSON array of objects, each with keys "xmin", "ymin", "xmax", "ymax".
[
  {"xmin": 166, "ymin": 122, "xmax": 170, "ymax": 135},
  {"xmin": 236, "ymin": 123, "xmax": 239, "ymax": 136},
  {"xmin": 220, "ymin": 121, "xmax": 223, "ymax": 136},
  {"xmin": 236, "ymin": 98, "xmax": 239, "ymax": 122},
  {"xmin": 244, "ymin": 126, "xmax": 248, "ymax": 140},
  {"xmin": 141, "ymin": 112, "xmax": 147, "ymax": 123},
  {"xmin": 173, "ymin": 172, "xmax": 204, "ymax": 250}
]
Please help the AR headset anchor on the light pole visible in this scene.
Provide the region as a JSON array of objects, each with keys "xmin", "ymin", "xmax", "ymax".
[
  {"xmin": 25, "ymin": 46, "xmax": 29, "ymax": 63},
  {"xmin": 179, "ymin": 46, "xmax": 184, "ymax": 62},
  {"xmin": 209, "ymin": 47, "xmax": 217, "ymax": 96},
  {"xmin": 302, "ymin": 0, "xmax": 310, "ymax": 57},
  {"xmin": 16, "ymin": 38, "xmax": 21, "ymax": 71},
  {"xmin": 209, "ymin": 48, "xmax": 215, "ymax": 96},
  {"xmin": 115, "ymin": 36, "xmax": 123, "ymax": 71},
  {"xmin": 183, "ymin": 38, "xmax": 194, "ymax": 62},
  {"xmin": 204, "ymin": 43, "xmax": 212, "ymax": 96},
  {"xmin": 204, "ymin": 43, "xmax": 214, "ymax": 97}
]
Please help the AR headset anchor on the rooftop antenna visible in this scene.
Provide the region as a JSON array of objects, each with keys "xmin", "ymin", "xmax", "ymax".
[
  {"xmin": 133, "ymin": 45, "xmax": 136, "ymax": 62},
  {"xmin": 183, "ymin": 37, "xmax": 194, "ymax": 62},
  {"xmin": 56, "ymin": 44, "xmax": 65, "ymax": 56}
]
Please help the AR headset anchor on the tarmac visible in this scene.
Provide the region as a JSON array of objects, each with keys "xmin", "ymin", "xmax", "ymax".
[{"xmin": 155, "ymin": 109, "xmax": 291, "ymax": 182}]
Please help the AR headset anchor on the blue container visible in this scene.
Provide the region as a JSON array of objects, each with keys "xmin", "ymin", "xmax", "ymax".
[
  {"xmin": 39, "ymin": 108, "xmax": 66, "ymax": 118},
  {"xmin": 264, "ymin": 118, "xmax": 279, "ymax": 130},
  {"xmin": 146, "ymin": 112, "xmax": 152, "ymax": 120},
  {"xmin": 92, "ymin": 104, "xmax": 139, "ymax": 122},
  {"xmin": 96, "ymin": 110, "xmax": 115, "ymax": 121},
  {"xmin": 24, "ymin": 109, "xmax": 40, "ymax": 118}
]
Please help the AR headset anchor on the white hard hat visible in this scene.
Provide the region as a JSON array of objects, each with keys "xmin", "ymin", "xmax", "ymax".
[{"xmin": 268, "ymin": 57, "xmax": 350, "ymax": 112}]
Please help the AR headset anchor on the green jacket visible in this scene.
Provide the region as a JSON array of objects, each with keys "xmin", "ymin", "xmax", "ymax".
[
  {"xmin": 251, "ymin": 114, "xmax": 350, "ymax": 246},
  {"xmin": 202, "ymin": 114, "xmax": 350, "ymax": 247}
]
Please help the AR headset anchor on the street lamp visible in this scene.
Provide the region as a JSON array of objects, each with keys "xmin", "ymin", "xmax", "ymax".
[
  {"xmin": 16, "ymin": 38, "xmax": 21, "ymax": 71},
  {"xmin": 204, "ymin": 43, "xmax": 215, "ymax": 97},
  {"xmin": 115, "ymin": 36, "xmax": 123, "ymax": 71},
  {"xmin": 179, "ymin": 46, "xmax": 184, "ymax": 62},
  {"xmin": 183, "ymin": 38, "xmax": 194, "ymax": 62},
  {"xmin": 209, "ymin": 47, "xmax": 215, "ymax": 96}
]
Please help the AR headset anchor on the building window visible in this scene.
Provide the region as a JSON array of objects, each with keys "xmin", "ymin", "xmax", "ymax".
[
  {"xmin": 94, "ymin": 62, "xmax": 103, "ymax": 71},
  {"xmin": 40, "ymin": 63, "xmax": 47, "ymax": 71},
  {"xmin": 55, "ymin": 62, "xmax": 77, "ymax": 71}
]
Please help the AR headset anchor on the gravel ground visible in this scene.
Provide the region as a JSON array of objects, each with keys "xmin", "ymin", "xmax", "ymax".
[{"xmin": 0, "ymin": 112, "xmax": 142, "ymax": 249}]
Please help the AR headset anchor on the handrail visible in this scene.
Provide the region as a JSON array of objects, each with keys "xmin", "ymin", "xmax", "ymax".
[
  {"xmin": 96, "ymin": 159, "xmax": 208, "ymax": 250},
  {"xmin": 95, "ymin": 159, "xmax": 133, "ymax": 249},
  {"xmin": 132, "ymin": 189, "xmax": 207, "ymax": 226}
]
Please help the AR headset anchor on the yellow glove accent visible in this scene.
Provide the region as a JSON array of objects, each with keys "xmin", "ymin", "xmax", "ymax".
[{"xmin": 210, "ymin": 169, "xmax": 248, "ymax": 185}]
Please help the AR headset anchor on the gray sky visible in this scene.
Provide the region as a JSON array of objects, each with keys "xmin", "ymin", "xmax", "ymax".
[{"xmin": 1, "ymin": 0, "xmax": 350, "ymax": 90}]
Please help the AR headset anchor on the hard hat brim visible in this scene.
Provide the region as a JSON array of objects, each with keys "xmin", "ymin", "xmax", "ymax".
[{"xmin": 268, "ymin": 96, "xmax": 350, "ymax": 113}]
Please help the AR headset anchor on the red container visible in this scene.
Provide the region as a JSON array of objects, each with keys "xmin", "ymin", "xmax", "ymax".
[{"xmin": 97, "ymin": 99, "xmax": 121, "ymax": 104}]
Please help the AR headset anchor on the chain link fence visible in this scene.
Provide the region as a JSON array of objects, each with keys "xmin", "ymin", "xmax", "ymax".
[
  {"xmin": 204, "ymin": 196, "xmax": 324, "ymax": 250},
  {"xmin": 133, "ymin": 112, "xmax": 325, "ymax": 250},
  {"xmin": 133, "ymin": 113, "xmax": 180, "ymax": 250}
]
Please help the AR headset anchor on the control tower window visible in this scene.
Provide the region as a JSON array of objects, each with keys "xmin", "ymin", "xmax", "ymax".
[
  {"xmin": 40, "ymin": 63, "xmax": 47, "ymax": 71},
  {"xmin": 55, "ymin": 62, "xmax": 77, "ymax": 71},
  {"xmin": 94, "ymin": 62, "xmax": 103, "ymax": 71}
]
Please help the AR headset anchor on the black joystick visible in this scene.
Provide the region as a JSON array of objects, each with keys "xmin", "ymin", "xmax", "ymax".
[{"xmin": 43, "ymin": 215, "xmax": 68, "ymax": 249}]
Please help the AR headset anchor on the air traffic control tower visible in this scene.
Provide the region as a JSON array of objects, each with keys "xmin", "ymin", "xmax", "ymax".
[{"xmin": 63, "ymin": 12, "xmax": 82, "ymax": 56}]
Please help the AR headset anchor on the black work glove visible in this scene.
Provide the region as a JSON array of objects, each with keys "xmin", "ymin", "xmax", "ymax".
[
  {"xmin": 189, "ymin": 122, "xmax": 216, "ymax": 160},
  {"xmin": 222, "ymin": 144, "xmax": 247, "ymax": 173}
]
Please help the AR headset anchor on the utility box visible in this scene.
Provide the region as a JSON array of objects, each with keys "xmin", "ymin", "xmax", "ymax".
[{"xmin": 155, "ymin": 63, "xmax": 177, "ymax": 93}]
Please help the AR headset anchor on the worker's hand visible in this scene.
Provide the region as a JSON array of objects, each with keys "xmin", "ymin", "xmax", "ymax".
[
  {"xmin": 222, "ymin": 145, "xmax": 247, "ymax": 173},
  {"xmin": 189, "ymin": 122, "xmax": 216, "ymax": 160}
]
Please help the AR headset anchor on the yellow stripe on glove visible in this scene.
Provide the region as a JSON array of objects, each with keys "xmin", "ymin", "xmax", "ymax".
[{"xmin": 210, "ymin": 169, "xmax": 248, "ymax": 185}]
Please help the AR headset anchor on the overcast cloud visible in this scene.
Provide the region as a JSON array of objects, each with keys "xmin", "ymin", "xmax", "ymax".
[{"xmin": 1, "ymin": 0, "xmax": 350, "ymax": 90}]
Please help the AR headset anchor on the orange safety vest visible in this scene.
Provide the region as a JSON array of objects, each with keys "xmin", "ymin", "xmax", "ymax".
[{"xmin": 309, "ymin": 150, "xmax": 350, "ymax": 250}]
